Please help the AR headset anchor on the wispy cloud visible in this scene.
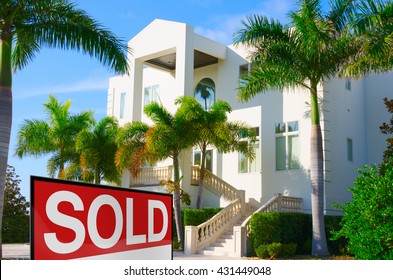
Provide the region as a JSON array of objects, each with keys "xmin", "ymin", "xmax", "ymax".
[
  {"xmin": 15, "ymin": 75, "xmax": 110, "ymax": 100},
  {"xmin": 194, "ymin": 0, "xmax": 294, "ymax": 45}
]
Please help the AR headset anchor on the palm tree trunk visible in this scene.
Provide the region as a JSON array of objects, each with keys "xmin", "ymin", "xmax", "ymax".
[
  {"xmin": 0, "ymin": 32, "xmax": 13, "ymax": 259},
  {"xmin": 196, "ymin": 144, "xmax": 207, "ymax": 209},
  {"xmin": 95, "ymin": 165, "xmax": 100, "ymax": 184},
  {"xmin": 310, "ymin": 89, "xmax": 329, "ymax": 257},
  {"xmin": 172, "ymin": 154, "xmax": 184, "ymax": 249}
]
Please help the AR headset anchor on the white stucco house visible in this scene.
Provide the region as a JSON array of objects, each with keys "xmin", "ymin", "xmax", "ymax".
[{"xmin": 107, "ymin": 19, "xmax": 392, "ymax": 256}]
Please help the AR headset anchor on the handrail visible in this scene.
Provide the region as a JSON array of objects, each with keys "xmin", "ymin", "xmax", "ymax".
[
  {"xmin": 192, "ymin": 198, "xmax": 242, "ymax": 251},
  {"xmin": 191, "ymin": 166, "xmax": 238, "ymax": 201},
  {"xmin": 242, "ymin": 193, "xmax": 302, "ymax": 228}
]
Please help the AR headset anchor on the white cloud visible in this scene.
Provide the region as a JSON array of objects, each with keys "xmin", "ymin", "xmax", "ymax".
[
  {"xmin": 194, "ymin": 14, "xmax": 245, "ymax": 45},
  {"xmin": 194, "ymin": 0, "xmax": 294, "ymax": 45},
  {"xmin": 15, "ymin": 76, "xmax": 110, "ymax": 100}
]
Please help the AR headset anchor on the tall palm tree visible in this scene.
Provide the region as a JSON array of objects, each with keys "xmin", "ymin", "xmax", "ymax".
[
  {"xmin": 233, "ymin": 0, "xmax": 360, "ymax": 256},
  {"xmin": 76, "ymin": 116, "xmax": 121, "ymax": 185},
  {"xmin": 116, "ymin": 101, "xmax": 196, "ymax": 249},
  {"xmin": 0, "ymin": 0, "xmax": 130, "ymax": 257},
  {"xmin": 343, "ymin": 0, "xmax": 393, "ymax": 77},
  {"xmin": 15, "ymin": 95, "xmax": 95, "ymax": 178},
  {"xmin": 176, "ymin": 96, "xmax": 256, "ymax": 209}
]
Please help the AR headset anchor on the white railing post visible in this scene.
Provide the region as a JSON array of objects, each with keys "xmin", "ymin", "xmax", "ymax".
[
  {"xmin": 277, "ymin": 193, "xmax": 282, "ymax": 211},
  {"xmin": 237, "ymin": 190, "xmax": 246, "ymax": 217},
  {"xmin": 184, "ymin": 226, "xmax": 198, "ymax": 255},
  {"xmin": 233, "ymin": 225, "xmax": 246, "ymax": 257}
]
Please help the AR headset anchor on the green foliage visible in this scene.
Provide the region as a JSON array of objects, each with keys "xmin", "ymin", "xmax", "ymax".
[
  {"xmin": 175, "ymin": 96, "xmax": 256, "ymax": 209},
  {"xmin": 161, "ymin": 177, "xmax": 191, "ymax": 206},
  {"xmin": 255, "ymin": 243, "xmax": 297, "ymax": 259},
  {"xmin": 15, "ymin": 95, "xmax": 95, "ymax": 179},
  {"xmin": 76, "ymin": 116, "xmax": 121, "ymax": 185},
  {"xmin": 2, "ymin": 166, "xmax": 30, "ymax": 243},
  {"xmin": 183, "ymin": 207, "xmax": 222, "ymax": 226},
  {"xmin": 333, "ymin": 162, "xmax": 393, "ymax": 259},
  {"xmin": 249, "ymin": 212, "xmax": 346, "ymax": 256}
]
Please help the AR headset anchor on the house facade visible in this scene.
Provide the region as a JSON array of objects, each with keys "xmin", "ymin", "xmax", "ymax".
[{"xmin": 107, "ymin": 19, "xmax": 392, "ymax": 215}]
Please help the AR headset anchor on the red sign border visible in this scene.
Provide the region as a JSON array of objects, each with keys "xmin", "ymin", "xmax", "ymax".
[{"xmin": 30, "ymin": 175, "xmax": 173, "ymax": 260}]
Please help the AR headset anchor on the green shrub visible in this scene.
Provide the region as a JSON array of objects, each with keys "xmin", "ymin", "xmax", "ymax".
[
  {"xmin": 255, "ymin": 243, "xmax": 297, "ymax": 259},
  {"xmin": 333, "ymin": 162, "xmax": 393, "ymax": 259},
  {"xmin": 249, "ymin": 212, "xmax": 347, "ymax": 256},
  {"xmin": 183, "ymin": 207, "xmax": 222, "ymax": 226}
]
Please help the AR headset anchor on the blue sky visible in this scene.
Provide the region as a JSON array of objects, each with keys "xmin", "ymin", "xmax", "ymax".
[{"xmin": 9, "ymin": 0, "xmax": 302, "ymax": 199}]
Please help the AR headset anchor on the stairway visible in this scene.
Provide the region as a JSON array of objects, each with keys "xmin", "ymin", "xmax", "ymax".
[{"xmin": 197, "ymin": 203, "xmax": 256, "ymax": 257}]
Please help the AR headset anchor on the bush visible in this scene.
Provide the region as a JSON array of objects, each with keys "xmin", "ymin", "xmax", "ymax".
[
  {"xmin": 249, "ymin": 212, "xmax": 346, "ymax": 256},
  {"xmin": 333, "ymin": 162, "xmax": 393, "ymax": 259},
  {"xmin": 2, "ymin": 166, "xmax": 30, "ymax": 243},
  {"xmin": 255, "ymin": 243, "xmax": 297, "ymax": 259},
  {"xmin": 249, "ymin": 212, "xmax": 309, "ymax": 254},
  {"xmin": 183, "ymin": 207, "xmax": 222, "ymax": 226}
]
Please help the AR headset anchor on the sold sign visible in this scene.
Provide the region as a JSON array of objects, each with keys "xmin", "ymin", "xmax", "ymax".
[{"xmin": 31, "ymin": 176, "xmax": 172, "ymax": 260}]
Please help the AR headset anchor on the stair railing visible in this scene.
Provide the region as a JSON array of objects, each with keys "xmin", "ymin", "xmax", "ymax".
[
  {"xmin": 233, "ymin": 193, "xmax": 303, "ymax": 257},
  {"xmin": 191, "ymin": 166, "xmax": 238, "ymax": 201},
  {"xmin": 185, "ymin": 166, "xmax": 245, "ymax": 255},
  {"xmin": 185, "ymin": 198, "xmax": 242, "ymax": 255}
]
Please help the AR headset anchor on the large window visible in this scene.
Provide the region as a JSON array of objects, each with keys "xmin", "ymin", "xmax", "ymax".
[
  {"xmin": 347, "ymin": 138, "xmax": 353, "ymax": 162},
  {"xmin": 275, "ymin": 121, "xmax": 300, "ymax": 171},
  {"xmin": 144, "ymin": 85, "xmax": 160, "ymax": 106},
  {"xmin": 119, "ymin": 92, "xmax": 126, "ymax": 119},
  {"xmin": 194, "ymin": 78, "xmax": 215, "ymax": 110},
  {"xmin": 193, "ymin": 149, "xmax": 213, "ymax": 172},
  {"xmin": 345, "ymin": 79, "xmax": 351, "ymax": 91},
  {"xmin": 238, "ymin": 127, "xmax": 261, "ymax": 173}
]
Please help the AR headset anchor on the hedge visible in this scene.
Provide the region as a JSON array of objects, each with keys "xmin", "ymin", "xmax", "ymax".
[
  {"xmin": 183, "ymin": 207, "xmax": 222, "ymax": 226},
  {"xmin": 249, "ymin": 212, "xmax": 348, "ymax": 256}
]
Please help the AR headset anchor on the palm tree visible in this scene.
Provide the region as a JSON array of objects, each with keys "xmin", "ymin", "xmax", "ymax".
[
  {"xmin": 0, "ymin": 0, "xmax": 130, "ymax": 257},
  {"xmin": 116, "ymin": 102, "xmax": 196, "ymax": 249},
  {"xmin": 76, "ymin": 116, "xmax": 121, "ymax": 185},
  {"xmin": 144, "ymin": 102, "xmax": 196, "ymax": 249},
  {"xmin": 233, "ymin": 0, "xmax": 360, "ymax": 256},
  {"xmin": 115, "ymin": 121, "xmax": 152, "ymax": 179},
  {"xmin": 15, "ymin": 95, "xmax": 95, "ymax": 178},
  {"xmin": 343, "ymin": 0, "xmax": 393, "ymax": 77},
  {"xmin": 176, "ymin": 96, "xmax": 256, "ymax": 209}
]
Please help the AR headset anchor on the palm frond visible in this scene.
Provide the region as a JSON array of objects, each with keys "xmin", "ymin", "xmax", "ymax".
[
  {"xmin": 233, "ymin": 14, "xmax": 289, "ymax": 48},
  {"xmin": 11, "ymin": 0, "xmax": 131, "ymax": 74},
  {"xmin": 328, "ymin": 0, "xmax": 356, "ymax": 32},
  {"xmin": 15, "ymin": 119, "xmax": 52, "ymax": 157},
  {"xmin": 144, "ymin": 102, "xmax": 173, "ymax": 126}
]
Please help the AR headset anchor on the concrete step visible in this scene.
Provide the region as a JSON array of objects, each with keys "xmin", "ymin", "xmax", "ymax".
[{"xmin": 196, "ymin": 202, "xmax": 257, "ymax": 257}]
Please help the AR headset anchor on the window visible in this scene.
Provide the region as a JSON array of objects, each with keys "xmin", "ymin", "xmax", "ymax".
[
  {"xmin": 119, "ymin": 92, "xmax": 126, "ymax": 118},
  {"xmin": 347, "ymin": 138, "xmax": 353, "ymax": 162},
  {"xmin": 194, "ymin": 78, "xmax": 215, "ymax": 110},
  {"xmin": 193, "ymin": 149, "xmax": 213, "ymax": 172},
  {"xmin": 345, "ymin": 79, "xmax": 351, "ymax": 91},
  {"xmin": 238, "ymin": 127, "xmax": 261, "ymax": 173},
  {"xmin": 239, "ymin": 64, "xmax": 249, "ymax": 77},
  {"xmin": 144, "ymin": 85, "xmax": 160, "ymax": 106},
  {"xmin": 275, "ymin": 121, "xmax": 300, "ymax": 171}
]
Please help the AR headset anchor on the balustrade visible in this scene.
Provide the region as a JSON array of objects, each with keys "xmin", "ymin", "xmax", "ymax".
[{"xmin": 131, "ymin": 166, "xmax": 173, "ymax": 186}]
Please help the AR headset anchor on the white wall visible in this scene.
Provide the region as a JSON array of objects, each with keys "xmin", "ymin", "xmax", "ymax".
[
  {"xmin": 322, "ymin": 77, "xmax": 367, "ymax": 214},
  {"xmin": 364, "ymin": 72, "xmax": 393, "ymax": 165}
]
